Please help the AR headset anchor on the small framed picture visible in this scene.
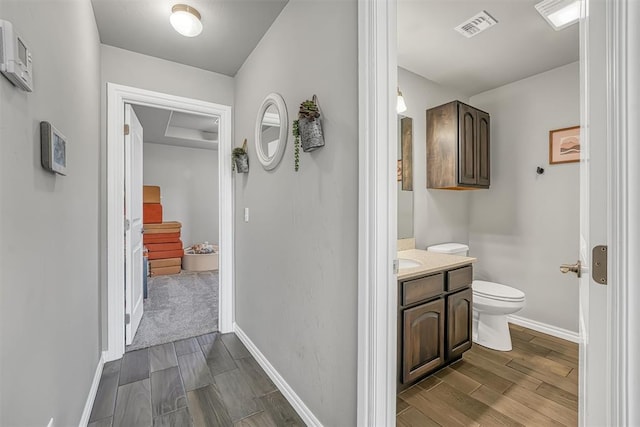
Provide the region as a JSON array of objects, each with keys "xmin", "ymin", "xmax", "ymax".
[
  {"xmin": 549, "ymin": 126, "xmax": 580, "ymax": 165},
  {"xmin": 40, "ymin": 121, "xmax": 67, "ymax": 175}
]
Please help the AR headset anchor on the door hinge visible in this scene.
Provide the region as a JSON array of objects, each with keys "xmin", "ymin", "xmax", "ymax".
[
  {"xmin": 125, "ymin": 313, "xmax": 130, "ymax": 325},
  {"xmin": 124, "ymin": 124, "xmax": 130, "ymax": 135},
  {"xmin": 393, "ymin": 259, "xmax": 399, "ymax": 275},
  {"xmin": 124, "ymin": 218, "xmax": 130, "ymax": 231},
  {"xmin": 592, "ymin": 245, "xmax": 607, "ymax": 285}
]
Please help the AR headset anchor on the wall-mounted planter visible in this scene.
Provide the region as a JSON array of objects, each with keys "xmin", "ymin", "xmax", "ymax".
[
  {"xmin": 298, "ymin": 95, "xmax": 324, "ymax": 153},
  {"xmin": 233, "ymin": 154, "xmax": 249, "ymax": 173},
  {"xmin": 299, "ymin": 117, "xmax": 324, "ymax": 152},
  {"xmin": 232, "ymin": 139, "xmax": 249, "ymax": 173}
]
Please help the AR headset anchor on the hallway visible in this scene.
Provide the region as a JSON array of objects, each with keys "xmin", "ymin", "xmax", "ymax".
[{"xmin": 89, "ymin": 332, "xmax": 305, "ymax": 426}]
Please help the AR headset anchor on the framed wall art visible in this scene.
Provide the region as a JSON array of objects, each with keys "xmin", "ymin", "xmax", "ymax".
[{"xmin": 549, "ymin": 125, "xmax": 580, "ymax": 165}]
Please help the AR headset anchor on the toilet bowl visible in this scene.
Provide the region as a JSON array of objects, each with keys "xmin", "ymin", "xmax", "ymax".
[
  {"xmin": 472, "ymin": 280, "xmax": 525, "ymax": 351},
  {"xmin": 427, "ymin": 243, "xmax": 526, "ymax": 352}
]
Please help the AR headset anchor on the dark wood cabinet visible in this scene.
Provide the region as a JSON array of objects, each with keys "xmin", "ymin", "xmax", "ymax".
[
  {"xmin": 427, "ymin": 101, "xmax": 490, "ymax": 189},
  {"xmin": 447, "ymin": 288, "xmax": 473, "ymax": 360},
  {"xmin": 402, "ymin": 298, "xmax": 445, "ymax": 384},
  {"xmin": 398, "ymin": 264, "xmax": 473, "ymax": 390}
]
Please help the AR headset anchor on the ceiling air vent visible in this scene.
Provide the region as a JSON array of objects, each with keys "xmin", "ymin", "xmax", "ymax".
[{"xmin": 454, "ymin": 11, "xmax": 498, "ymax": 38}]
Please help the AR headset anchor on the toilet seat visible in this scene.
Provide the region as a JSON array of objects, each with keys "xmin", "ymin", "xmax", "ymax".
[{"xmin": 472, "ymin": 280, "xmax": 525, "ymax": 302}]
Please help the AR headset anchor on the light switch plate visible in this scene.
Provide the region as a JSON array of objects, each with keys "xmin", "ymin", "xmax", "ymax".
[{"xmin": 244, "ymin": 207, "xmax": 249, "ymax": 222}]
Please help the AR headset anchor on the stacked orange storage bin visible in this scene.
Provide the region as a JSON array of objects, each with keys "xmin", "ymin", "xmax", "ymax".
[{"xmin": 143, "ymin": 185, "xmax": 184, "ymax": 276}]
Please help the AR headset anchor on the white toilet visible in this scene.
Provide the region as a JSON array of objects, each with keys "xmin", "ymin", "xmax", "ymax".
[{"xmin": 427, "ymin": 243, "xmax": 526, "ymax": 352}]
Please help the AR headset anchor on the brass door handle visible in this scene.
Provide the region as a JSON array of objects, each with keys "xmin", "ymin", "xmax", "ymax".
[{"xmin": 560, "ymin": 260, "xmax": 582, "ymax": 277}]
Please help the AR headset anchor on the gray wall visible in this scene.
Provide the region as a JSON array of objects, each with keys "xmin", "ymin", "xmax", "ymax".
[
  {"xmin": 233, "ymin": 0, "xmax": 358, "ymax": 424},
  {"xmin": 468, "ymin": 62, "xmax": 580, "ymax": 332},
  {"xmin": 143, "ymin": 143, "xmax": 219, "ymax": 247},
  {"xmin": 398, "ymin": 67, "xmax": 471, "ymax": 250},
  {"xmin": 100, "ymin": 44, "xmax": 235, "ymax": 105},
  {"xmin": 0, "ymin": 0, "xmax": 101, "ymax": 425},
  {"xmin": 100, "ymin": 45, "xmax": 234, "ymax": 349}
]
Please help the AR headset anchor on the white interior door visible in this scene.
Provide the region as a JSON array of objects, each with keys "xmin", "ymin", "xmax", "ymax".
[
  {"xmin": 577, "ymin": 0, "xmax": 608, "ymax": 424},
  {"xmin": 124, "ymin": 104, "xmax": 144, "ymax": 346}
]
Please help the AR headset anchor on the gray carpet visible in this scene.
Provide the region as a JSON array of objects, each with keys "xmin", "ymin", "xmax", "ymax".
[{"xmin": 127, "ymin": 270, "xmax": 219, "ymax": 351}]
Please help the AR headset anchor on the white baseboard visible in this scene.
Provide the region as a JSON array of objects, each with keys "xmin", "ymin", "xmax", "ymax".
[
  {"xmin": 233, "ymin": 324, "xmax": 323, "ymax": 427},
  {"xmin": 508, "ymin": 314, "xmax": 580, "ymax": 343},
  {"xmin": 78, "ymin": 352, "xmax": 105, "ymax": 427}
]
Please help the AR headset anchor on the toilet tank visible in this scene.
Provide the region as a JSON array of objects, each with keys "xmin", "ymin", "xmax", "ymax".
[{"xmin": 427, "ymin": 243, "xmax": 469, "ymax": 257}]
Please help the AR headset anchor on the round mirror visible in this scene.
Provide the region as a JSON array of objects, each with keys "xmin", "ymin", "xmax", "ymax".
[{"xmin": 255, "ymin": 93, "xmax": 288, "ymax": 170}]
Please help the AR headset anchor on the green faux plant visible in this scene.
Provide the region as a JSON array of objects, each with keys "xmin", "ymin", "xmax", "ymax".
[
  {"xmin": 232, "ymin": 147, "xmax": 246, "ymax": 157},
  {"xmin": 298, "ymin": 100, "xmax": 320, "ymax": 121},
  {"xmin": 293, "ymin": 120, "xmax": 300, "ymax": 172}
]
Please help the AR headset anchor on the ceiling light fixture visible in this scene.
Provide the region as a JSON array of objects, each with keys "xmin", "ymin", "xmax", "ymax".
[
  {"xmin": 397, "ymin": 88, "xmax": 407, "ymax": 114},
  {"xmin": 535, "ymin": 0, "xmax": 580, "ymax": 31},
  {"xmin": 170, "ymin": 4, "xmax": 203, "ymax": 37}
]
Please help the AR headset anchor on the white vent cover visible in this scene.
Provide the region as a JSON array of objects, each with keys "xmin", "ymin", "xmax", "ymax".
[{"xmin": 454, "ymin": 10, "xmax": 498, "ymax": 38}]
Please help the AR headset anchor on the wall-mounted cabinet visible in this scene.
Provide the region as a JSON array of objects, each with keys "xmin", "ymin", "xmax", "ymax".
[{"xmin": 427, "ymin": 101, "xmax": 490, "ymax": 189}]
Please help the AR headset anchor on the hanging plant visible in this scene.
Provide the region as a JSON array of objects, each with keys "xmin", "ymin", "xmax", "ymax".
[
  {"xmin": 297, "ymin": 95, "xmax": 325, "ymax": 152},
  {"xmin": 232, "ymin": 139, "xmax": 249, "ymax": 173},
  {"xmin": 293, "ymin": 119, "xmax": 300, "ymax": 171}
]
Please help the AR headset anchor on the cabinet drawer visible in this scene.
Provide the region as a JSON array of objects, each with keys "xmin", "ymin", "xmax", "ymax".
[
  {"xmin": 402, "ymin": 273, "xmax": 444, "ymax": 306},
  {"xmin": 447, "ymin": 265, "xmax": 472, "ymax": 292}
]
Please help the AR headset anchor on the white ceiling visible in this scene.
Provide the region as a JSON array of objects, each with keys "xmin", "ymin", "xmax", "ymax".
[
  {"xmin": 132, "ymin": 104, "xmax": 219, "ymax": 150},
  {"xmin": 398, "ymin": 0, "xmax": 579, "ymax": 96},
  {"xmin": 90, "ymin": 0, "xmax": 288, "ymax": 76}
]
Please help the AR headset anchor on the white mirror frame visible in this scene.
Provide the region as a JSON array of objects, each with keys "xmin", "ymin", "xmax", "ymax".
[{"xmin": 255, "ymin": 93, "xmax": 288, "ymax": 170}]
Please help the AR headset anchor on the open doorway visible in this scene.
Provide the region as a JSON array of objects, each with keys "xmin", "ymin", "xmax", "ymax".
[
  {"xmin": 104, "ymin": 84, "xmax": 233, "ymax": 362},
  {"xmin": 394, "ymin": 1, "xmax": 581, "ymax": 423},
  {"xmin": 124, "ymin": 103, "xmax": 222, "ymax": 351},
  {"xmin": 357, "ymin": 0, "xmax": 633, "ymax": 425}
]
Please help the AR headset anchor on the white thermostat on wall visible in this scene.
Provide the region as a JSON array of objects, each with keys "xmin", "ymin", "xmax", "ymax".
[{"xmin": 0, "ymin": 19, "xmax": 33, "ymax": 92}]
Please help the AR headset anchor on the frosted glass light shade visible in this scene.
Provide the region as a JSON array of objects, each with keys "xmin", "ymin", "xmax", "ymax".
[
  {"xmin": 397, "ymin": 89, "xmax": 407, "ymax": 114},
  {"xmin": 170, "ymin": 4, "xmax": 203, "ymax": 37}
]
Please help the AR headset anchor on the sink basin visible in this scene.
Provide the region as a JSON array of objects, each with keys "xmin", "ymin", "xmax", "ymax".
[{"xmin": 398, "ymin": 258, "xmax": 422, "ymax": 269}]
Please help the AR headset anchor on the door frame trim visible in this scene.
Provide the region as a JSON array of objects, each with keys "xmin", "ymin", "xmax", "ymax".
[
  {"xmin": 104, "ymin": 83, "xmax": 234, "ymax": 362},
  {"xmin": 357, "ymin": 0, "xmax": 398, "ymax": 425},
  {"xmin": 607, "ymin": 0, "xmax": 639, "ymax": 423}
]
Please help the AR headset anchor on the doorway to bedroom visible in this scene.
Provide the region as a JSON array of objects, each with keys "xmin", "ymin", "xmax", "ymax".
[
  {"xmin": 105, "ymin": 84, "xmax": 234, "ymax": 363},
  {"xmin": 125, "ymin": 103, "xmax": 222, "ymax": 351}
]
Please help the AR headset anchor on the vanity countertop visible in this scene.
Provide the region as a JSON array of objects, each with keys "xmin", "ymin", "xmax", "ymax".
[{"xmin": 397, "ymin": 249, "xmax": 477, "ymax": 280}]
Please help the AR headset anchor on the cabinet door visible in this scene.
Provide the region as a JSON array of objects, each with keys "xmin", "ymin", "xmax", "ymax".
[
  {"xmin": 447, "ymin": 288, "xmax": 473, "ymax": 360},
  {"xmin": 402, "ymin": 298, "xmax": 445, "ymax": 383},
  {"xmin": 476, "ymin": 110, "xmax": 490, "ymax": 187},
  {"xmin": 458, "ymin": 103, "xmax": 477, "ymax": 185}
]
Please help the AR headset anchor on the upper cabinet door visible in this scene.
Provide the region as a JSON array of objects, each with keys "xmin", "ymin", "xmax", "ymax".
[
  {"xmin": 477, "ymin": 110, "xmax": 490, "ymax": 187},
  {"xmin": 426, "ymin": 100, "xmax": 490, "ymax": 190},
  {"xmin": 458, "ymin": 103, "xmax": 477, "ymax": 185}
]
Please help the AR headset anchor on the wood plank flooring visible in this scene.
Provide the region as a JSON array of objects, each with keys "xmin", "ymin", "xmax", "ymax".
[
  {"xmin": 88, "ymin": 332, "xmax": 306, "ymax": 427},
  {"xmin": 397, "ymin": 324, "xmax": 579, "ymax": 426}
]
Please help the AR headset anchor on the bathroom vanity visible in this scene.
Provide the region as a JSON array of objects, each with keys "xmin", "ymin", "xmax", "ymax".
[{"xmin": 397, "ymin": 249, "xmax": 476, "ymax": 391}]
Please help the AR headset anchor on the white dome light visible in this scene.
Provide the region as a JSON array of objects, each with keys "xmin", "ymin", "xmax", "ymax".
[{"xmin": 170, "ymin": 4, "xmax": 203, "ymax": 37}]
